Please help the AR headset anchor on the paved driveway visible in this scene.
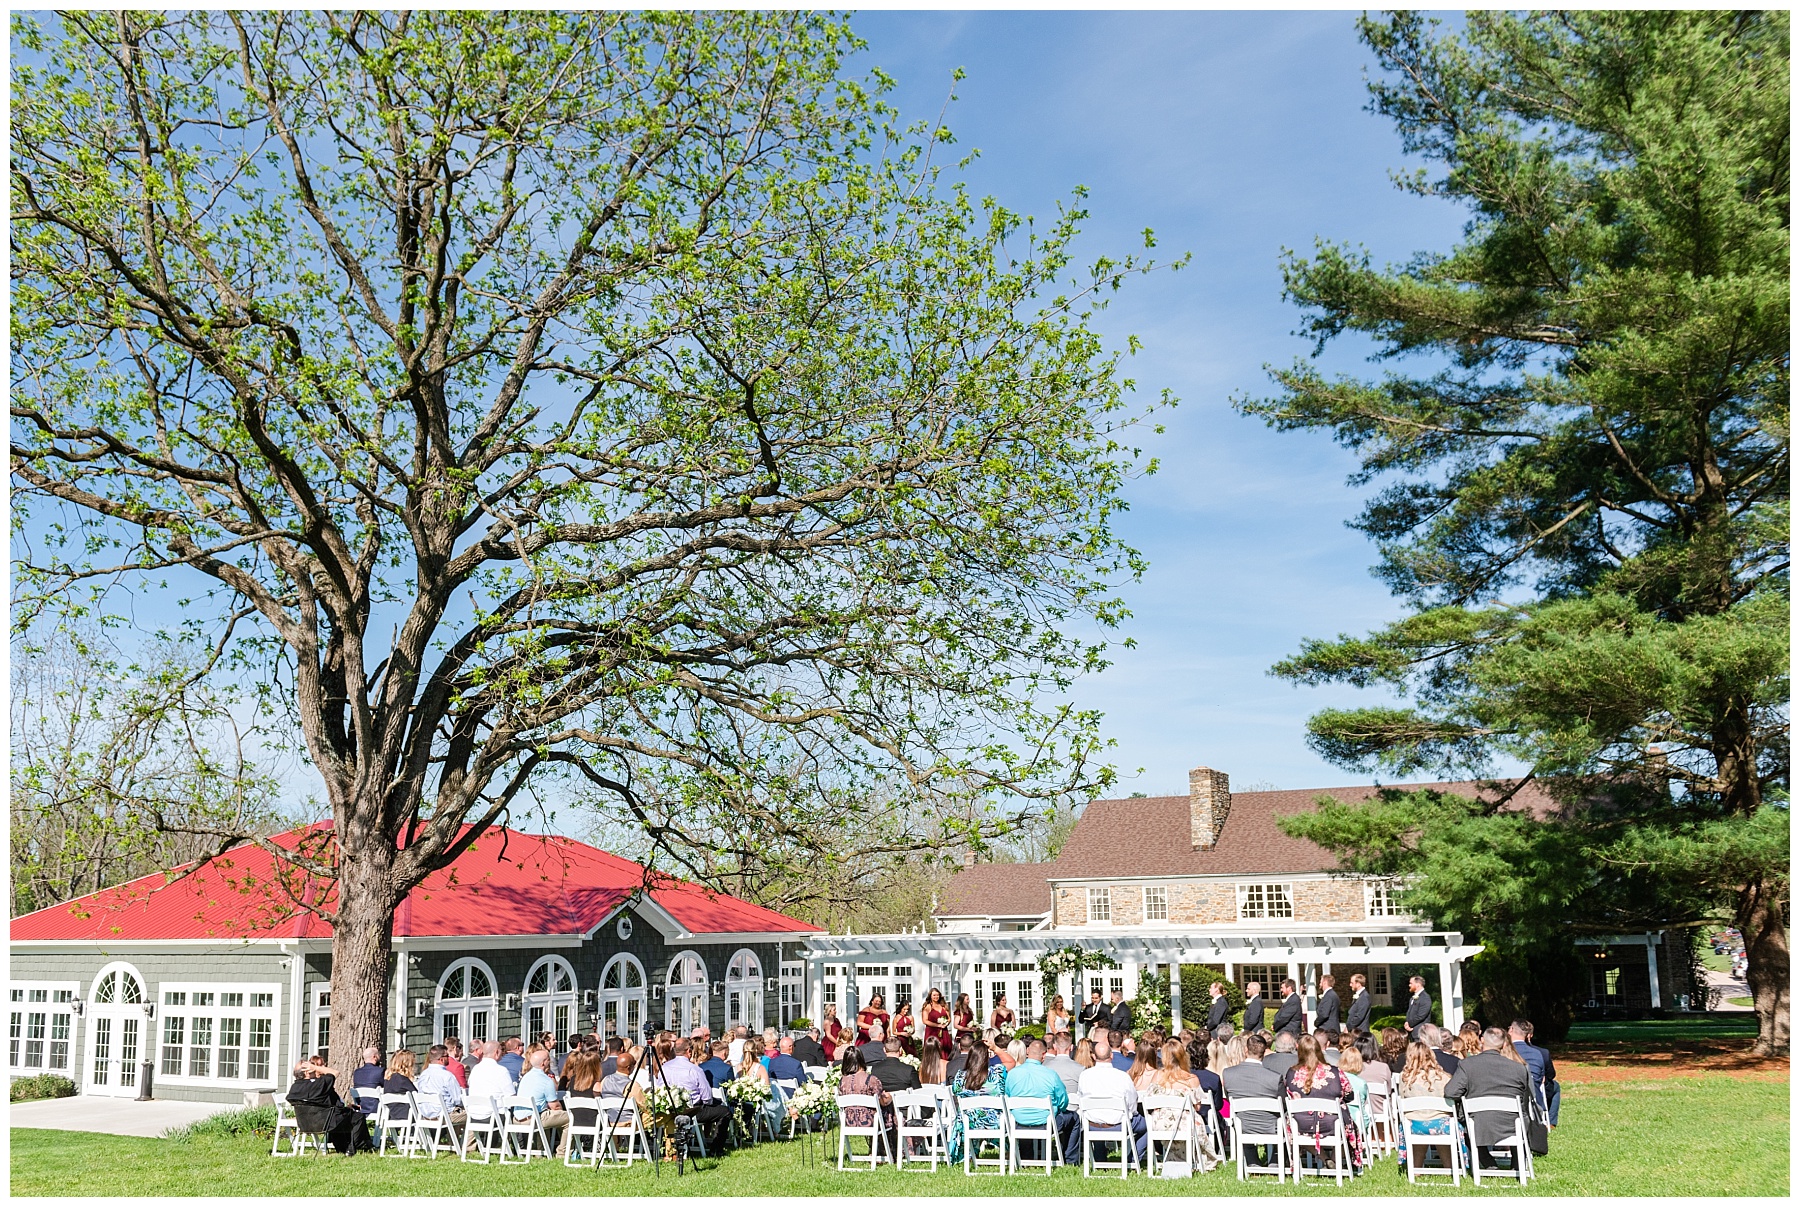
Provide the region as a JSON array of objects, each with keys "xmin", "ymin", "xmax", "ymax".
[{"xmin": 10, "ymin": 1095, "xmax": 225, "ymax": 1137}]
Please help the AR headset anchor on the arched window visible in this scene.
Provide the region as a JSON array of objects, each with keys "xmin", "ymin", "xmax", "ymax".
[
  {"xmin": 665, "ymin": 951, "xmax": 708, "ymax": 1035},
  {"xmin": 435, "ymin": 958, "xmax": 497, "ymax": 1047},
  {"xmin": 522, "ymin": 955, "xmax": 579, "ymax": 1043},
  {"xmin": 598, "ymin": 954, "xmax": 647, "ymax": 1043},
  {"xmin": 725, "ymin": 949, "xmax": 764, "ymax": 1031},
  {"xmin": 84, "ymin": 962, "xmax": 147, "ymax": 1097}
]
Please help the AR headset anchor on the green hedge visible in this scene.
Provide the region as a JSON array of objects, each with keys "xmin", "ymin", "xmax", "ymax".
[
  {"xmin": 10, "ymin": 1074, "xmax": 77, "ymax": 1103},
  {"xmin": 1012, "ymin": 1022, "xmax": 1046, "ymax": 1042}
]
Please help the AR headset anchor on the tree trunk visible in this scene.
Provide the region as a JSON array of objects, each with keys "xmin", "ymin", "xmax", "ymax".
[
  {"xmin": 327, "ymin": 848, "xmax": 401, "ymax": 1067},
  {"xmin": 1736, "ymin": 875, "xmax": 1789, "ymax": 1057}
]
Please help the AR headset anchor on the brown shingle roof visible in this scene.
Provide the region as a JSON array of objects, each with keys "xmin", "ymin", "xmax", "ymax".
[
  {"xmin": 936, "ymin": 861, "xmax": 1053, "ymax": 918},
  {"xmin": 937, "ymin": 780, "xmax": 1561, "ymax": 916}
]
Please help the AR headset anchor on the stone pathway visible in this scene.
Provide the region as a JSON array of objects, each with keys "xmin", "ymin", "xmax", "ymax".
[{"xmin": 10, "ymin": 1094, "xmax": 225, "ymax": 1137}]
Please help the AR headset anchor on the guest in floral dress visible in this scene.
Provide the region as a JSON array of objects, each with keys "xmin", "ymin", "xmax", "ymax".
[
  {"xmin": 947, "ymin": 1042, "xmax": 1000, "ymax": 1163},
  {"xmin": 1281, "ymin": 1035, "xmax": 1364, "ymax": 1174},
  {"xmin": 835, "ymin": 1045, "xmax": 893, "ymax": 1155}
]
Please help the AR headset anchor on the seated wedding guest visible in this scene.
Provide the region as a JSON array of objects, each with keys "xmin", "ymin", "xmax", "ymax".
[
  {"xmin": 443, "ymin": 1037, "xmax": 469, "ymax": 1088},
  {"xmin": 918, "ymin": 1038, "xmax": 948, "ymax": 1086},
  {"xmin": 1189, "ymin": 1037, "xmax": 1225, "ymax": 1120},
  {"xmin": 382, "ymin": 1049, "xmax": 419, "ymax": 1095},
  {"xmin": 836, "ymin": 1045, "xmax": 896, "ymax": 1151},
  {"xmin": 1264, "ymin": 1031, "xmax": 1299, "ymax": 1077},
  {"xmin": 1445, "ymin": 1027, "xmax": 1535, "ymax": 1169},
  {"xmin": 700, "ymin": 1040, "xmax": 735, "ymax": 1088},
  {"xmin": 416, "ymin": 1044, "xmax": 467, "ymax": 1126},
  {"xmin": 1073, "ymin": 1037, "xmax": 1097, "ymax": 1070},
  {"xmin": 558, "ymin": 1047, "xmax": 601, "ymax": 1095},
  {"xmin": 599, "ymin": 1048, "xmax": 643, "ymax": 1108},
  {"xmin": 1355, "ymin": 1035, "xmax": 1393, "ymax": 1099},
  {"xmin": 768, "ymin": 1036, "xmax": 807, "ymax": 1085},
  {"xmin": 1454, "ymin": 1021, "xmax": 1484, "ymax": 1060},
  {"xmin": 287, "ymin": 1054, "xmax": 370, "ymax": 1153},
  {"xmin": 1146, "ymin": 1041, "xmax": 1217, "ymax": 1169},
  {"xmin": 1107, "ymin": 1029, "xmax": 1133, "ymax": 1072},
  {"xmin": 1316, "ymin": 1028, "xmax": 1341, "ymax": 1066},
  {"xmin": 600, "ymin": 1036, "xmax": 624, "ymax": 1078},
  {"xmin": 1078, "ymin": 1036, "xmax": 1147, "ymax": 1166},
  {"xmin": 517, "ymin": 1047, "xmax": 572, "ymax": 1156},
  {"xmin": 1220, "ymin": 1033, "xmax": 1282, "ymax": 1150},
  {"xmin": 1045, "ymin": 1033, "xmax": 1084, "ymax": 1098},
  {"xmin": 1001, "ymin": 1038, "xmax": 1026, "ymax": 1072},
  {"xmin": 858, "ymin": 1023, "xmax": 889, "ymax": 1067},
  {"xmin": 351, "ymin": 1045, "xmax": 384, "ymax": 1115},
  {"xmin": 660, "ymin": 1035, "xmax": 733, "ymax": 1152},
  {"xmin": 727, "ymin": 1025, "xmax": 750, "ymax": 1067},
  {"xmin": 949, "ymin": 1043, "xmax": 1000, "ymax": 1163},
  {"xmin": 871, "ymin": 1035, "xmax": 923, "ymax": 1095},
  {"xmin": 1004, "ymin": 1037, "xmax": 1078, "ymax": 1168},
  {"xmin": 1338, "ymin": 1044, "xmax": 1371, "ymax": 1135},
  {"xmin": 498, "ymin": 1036, "xmax": 526, "ymax": 1082},
  {"xmin": 466, "ymin": 1040, "xmax": 518, "ymax": 1110},
  {"xmin": 737, "ymin": 1038, "xmax": 785, "ymax": 1135},
  {"xmin": 1395, "ymin": 1040, "xmax": 1455, "ymax": 1172},
  {"xmin": 1421, "ymin": 1024, "xmax": 1460, "ymax": 1075},
  {"xmin": 1280, "ymin": 1035, "xmax": 1361, "ymax": 1173},
  {"xmin": 792, "ymin": 1027, "xmax": 829, "ymax": 1070}
]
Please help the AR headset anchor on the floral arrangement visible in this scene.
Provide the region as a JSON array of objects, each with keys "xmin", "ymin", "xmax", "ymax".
[
  {"xmin": 896, "ymin": 1053, "xmax": 921, "ymax": 1070},
  {"xmin": 785, "ymin": 1080, "xmax": 832, "ymax": 1117},
  {"xmin": 723, "ymin": 1076, "xmax": 770, "ymax": 1118},
  {"xmin": 1038, "ymin": 945, "xmax": 1120, "ymax": 1020},
  {"xmin": 641, "ymin": 1084, "xmax": 692, "ymax": 1126}
]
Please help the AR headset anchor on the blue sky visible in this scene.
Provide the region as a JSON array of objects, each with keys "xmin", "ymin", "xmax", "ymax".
[{"xmin": 848, "ymin": 10, "xmax": 1472, "ymax": 794}]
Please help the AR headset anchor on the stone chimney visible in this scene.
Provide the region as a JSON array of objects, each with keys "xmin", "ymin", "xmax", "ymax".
[{"xmin": 1189, "ymin": 765, "xmax": 1232, "ymax": 850}]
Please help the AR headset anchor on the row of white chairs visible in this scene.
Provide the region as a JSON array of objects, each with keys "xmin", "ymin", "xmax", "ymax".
[
  {"xmin": 272, "ymin": 1090, "xmax": 662, "ymax": 1166},
  {"xmin": 1226, "ymin": 1092, "xmax": 1534, "ymax": 1188}
]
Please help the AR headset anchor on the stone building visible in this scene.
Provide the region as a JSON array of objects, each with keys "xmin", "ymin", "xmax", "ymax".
[
  {"xmin": 9, "ymin": 825, "xmax": 817, "ymax": 1104},
  {"xmin": 800, "ymin": 766, "xmax": 1692, "ymax": 1032}
]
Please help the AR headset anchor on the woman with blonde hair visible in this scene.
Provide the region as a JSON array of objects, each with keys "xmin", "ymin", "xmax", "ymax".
[
  {"xmin": 1073, "ymin": 1037, "xmax": 1096, "ymax": 1069},
  {"xmin": 381, "ymin": 1048, "xmax": 418, "ymax": 1094},
  {"xmin": 736, "ymin": 1037, "xmax": 783, "ymax": 1136},
  {"xmin": 1218, "ymin": 1035, "xmax": 1246, "ymax": 1072},
  {"xmin": 1046, "ymin": 993, "xmax": 1072, "ymax": 1038},
  {"xmin": 1144, "ymin": 1040, "xmax": 1219, "ymax": 1170},
  {"xmin": 1395, "ymin": 1039, "xmax": 1455, "ymax": 1172}
]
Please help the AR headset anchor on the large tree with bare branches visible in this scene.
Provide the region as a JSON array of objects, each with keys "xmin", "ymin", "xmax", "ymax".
[{"xmin": 12, "ymin": 10, "xmax": 1171, "ymax": 1061}]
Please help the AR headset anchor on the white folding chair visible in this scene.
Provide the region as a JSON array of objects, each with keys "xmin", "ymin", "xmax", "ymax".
[
  {"xmin": 461, "ymin": 1094, "xmax": 504, "ymax": 1163},
  {"xmin": 562, "ymin": 1094, "xmax": 602, "ymax": 1167},
  {"xmin": 803, "ymin": 1064, "xmax": 830, "ymax": 1082},
  {"xmin": 271, "ymin": 1098, "xmax": 327, "ymax": 1157},
  {"xmin": 1228, "ymin": 1096, "xmax": 1288, "ymax": 1182},
  {"xmin": 412, "ymin": 1091, "xmax": 462, "ymax": 1158},
  {"xmin": 1077, "ymin": 1094, "xmax": 1138, "ymax": 1179},
  {"xmin": 375, "ymin": 1092, "xmax": 421, "ymax": 1157},
  {"xmin": 1399, "ymin": 1096, "xmax": 1465, "ymax": 1186},
  {"xmin": 1287, "ymin": 1102, "xmax": 1352, "ymax": 1185},
  {"xmin": 1006, "ymin": 1095, "xmax": 1060, "ymax": 1175},
  {"xmin": 1365, "ymin": 1084, "xmax": 1395, "ymax": 1158},
  {"xmin": 1196, "ymin": 1093, "xmax": 1227, "ymax": 1159},
  {"xmin": 893, "ymin": 1087, "xmax": 946, "ymax": 1171},
  {"xmin": 835, "ymin": 1094, "xmax": 889, "ymax": 1170},
  {"xmin": 498, "ymin": 1094, "xmax": 553, "ymax": 1164},
  {"xmin": 959, "ymin": 1093, "xmax": 1011, "ymax": 1175},
  {"xmin": 1463, "ymin": 1096, "xmax": 1533, "ymax": 1186},
  {"xmin": 1142, "ymin": 1092, "xmax": 1199, "ymax": 1177},
  {"xmin": 595, "ymin": 1095, "xmax": 653, "ymax": 1167}
]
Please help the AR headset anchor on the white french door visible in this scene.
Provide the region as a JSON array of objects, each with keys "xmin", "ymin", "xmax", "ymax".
[{"xmin": 84, "ymin": 964, "xmax": 148, "ymax": 1097}]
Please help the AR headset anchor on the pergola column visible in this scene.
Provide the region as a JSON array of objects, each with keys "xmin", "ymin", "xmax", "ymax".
[
  {"xmin": 1168, "ymin": 960, "xmax": 1183, "ymax": 1031},
  {"xmin": 1439, "ymin": 957, "xmax": 1461, "ymax": 1033},
  {"xmin": 1644, "ymin": 933, "xmax": 1662, "ymax": 1009},
  {"xmin": 845, "ymin": 962, "xmax": 860, "ymax": 1022}
]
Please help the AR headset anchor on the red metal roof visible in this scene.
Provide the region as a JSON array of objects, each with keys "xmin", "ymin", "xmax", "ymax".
[{"xmin": 10, "ymin": 825, "xmax": 819, "ymax": 942}]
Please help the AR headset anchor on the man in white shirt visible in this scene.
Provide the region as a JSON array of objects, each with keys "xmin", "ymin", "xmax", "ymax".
[
  {"xmin": 727, "ymin": 1025, "xmax": 750, "ymax": 1067},
  {"xmin": 465, "ymin": 1040, "xmax": 518, "ymax": 1123},
  {"xmin": 415, "ymin": 1043, "xmax": 467, "ymax": 1126},
  {"xmin": 1076, "ymin": 1037, "xmax": 1146, "ymax": 1166}
]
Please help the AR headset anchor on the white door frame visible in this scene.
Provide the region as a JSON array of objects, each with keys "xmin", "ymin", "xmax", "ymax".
[{"xmin": 83, "ymin": 962, "xmax": 148, "ymax": 1098}]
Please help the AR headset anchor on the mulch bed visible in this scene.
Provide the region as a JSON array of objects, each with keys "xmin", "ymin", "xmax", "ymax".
[{"xmin": 1557, "ymin": 1038, "xmax": 1788, "ymax": 1082}]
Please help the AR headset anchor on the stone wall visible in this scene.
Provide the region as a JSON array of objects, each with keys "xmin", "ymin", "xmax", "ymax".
[{"xmin": 1052, "ymin": 876, "xmax": 1379, "ymax": 928}]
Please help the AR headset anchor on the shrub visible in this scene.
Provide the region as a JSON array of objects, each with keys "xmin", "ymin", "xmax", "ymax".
[
  {"xmin": 1013, "ymin": 1022, "xmax": 1046, "ymax": 1042},
  {"xmin": 788, "ymin": 1017, "xmax": 812, "ymax": 1030},
  {"xmin": 1370, "ymin": 1014, "xmax": 1411, "ymax": 1035},
  {"xmin": 164, "ymin": 1104, "xmax": 278, "ymax": 1142},
  {"xmin": 10, "ymin": 1074, "xmax": 77, "ymax": 1103}
]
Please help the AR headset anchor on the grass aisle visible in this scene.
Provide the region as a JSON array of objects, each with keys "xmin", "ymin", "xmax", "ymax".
[{"xmin": 8, "ymin": 1076, "xmax": 1788, "ymax": 1197}]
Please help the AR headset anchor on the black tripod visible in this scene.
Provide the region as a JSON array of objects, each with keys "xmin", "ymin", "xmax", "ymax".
[{"xmin": 594, "ymin": 1027, "xmax": 697, "ymax": 1176}]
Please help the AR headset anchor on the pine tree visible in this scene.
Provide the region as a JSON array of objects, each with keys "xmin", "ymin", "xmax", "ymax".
[{"xmin": 1243, "ymin": 11, "xmax": 1789, "ymax": 1053}]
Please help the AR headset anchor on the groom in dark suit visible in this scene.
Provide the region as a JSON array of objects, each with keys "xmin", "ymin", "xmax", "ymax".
[
  {"xmin": 1314, "ymin": 974, "xmax": 1342, "ymax": 1033},
  {"xmin": 1344, "ymin": 973, "xmax": 1372, "ymax": 1035},
  {"xmin": 1241, "ymin": 982, "xmax": 1267, "ymax": 1034}
]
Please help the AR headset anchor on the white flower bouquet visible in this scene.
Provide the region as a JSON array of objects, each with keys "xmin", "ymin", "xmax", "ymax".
[
  {"xmin": 642, "ymin": 1083, "xmax": 692, "ymax": 1126},
  {"xmin": 785, "ymin": 1078, "xmax": 834, "ymax": 1118},
  {"xmin": 896, "ymin": 1053, "xmax": 922, "ymax": 1070},
  {"xmin": 723, "ymin": 1076, "xmax": 771, "ymax": 1117}
]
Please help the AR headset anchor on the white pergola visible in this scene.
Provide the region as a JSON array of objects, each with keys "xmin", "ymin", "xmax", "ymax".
[{"xmin": 798, "ymin": 926, "xmax": 1484, "ymax": 1033}]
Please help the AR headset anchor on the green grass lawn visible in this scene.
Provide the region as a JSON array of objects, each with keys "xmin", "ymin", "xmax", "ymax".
[
  {"xmin": 1564, "ymin": 1015, "xmax": 1757, "ymax": 1044},
  {"xmin": 10, "ymin": 1075, "xmax": 1787, "ymax": 1197}
]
